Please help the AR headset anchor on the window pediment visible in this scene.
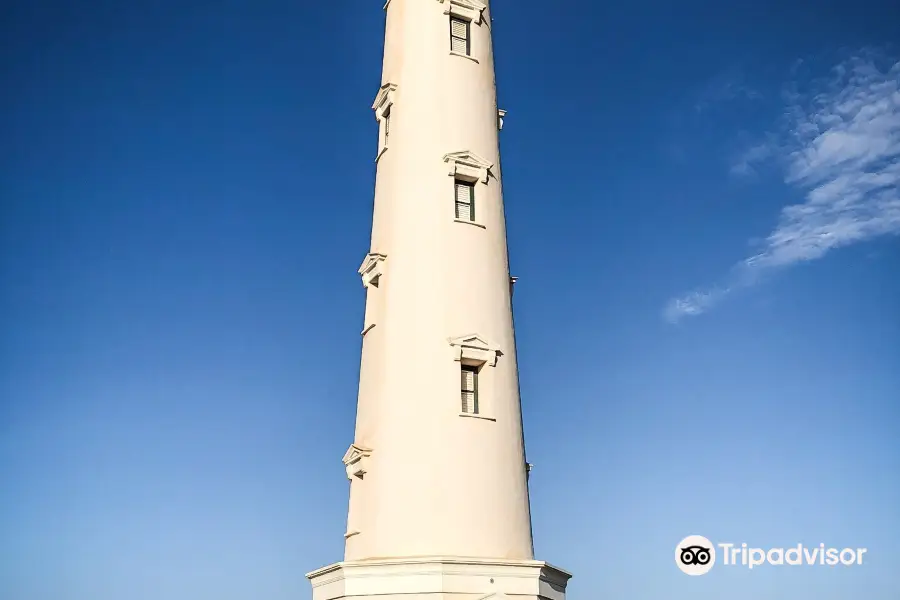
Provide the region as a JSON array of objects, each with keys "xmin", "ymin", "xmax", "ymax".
[
  {"xmin": 444, "ymin": 151, "xmax": 493, "ymax": 184},
  {"xmin": 342, "ymin": 444, "xmax": 373, "ymax": 480},
  {"xmin": 373, "ymin": 84, "xmax": 397, "ymax": 160},
  {"xmin": 358, "ymin": 253, "xmax": 387, "ymax": 288},
  {"xmin": 449, "ymin": 333, "xmax": 501, "ymax": 367},
  {"xmin": 437, "ymin": 0, "xmax": 487, "ymax": 24},
  {"xmin": 372, "ymin": 83, "xmax": 398, "ymax": 118}
]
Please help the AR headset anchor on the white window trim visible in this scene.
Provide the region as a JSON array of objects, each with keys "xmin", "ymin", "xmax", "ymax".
[
  {"xmin": 444, "ymin": 151, "xmax": 492, "ymax": 184},
  {"xmin": 498, "ymin": 109, "xmax": 506, "ymax": 130},
  {"xmin": 372, "ymin": 83, "xmax": 398, "ymax": 160},
  {"xmin": 437, "ymin": 0, "xmax": 486, "ymax": 25},
  {"xmin": 342, "ymin": 444, "xmax": 373, "ymax": 480},
  {"xmin": 358, "ymin": 252, "xmax": 387, "ymax": 289}
]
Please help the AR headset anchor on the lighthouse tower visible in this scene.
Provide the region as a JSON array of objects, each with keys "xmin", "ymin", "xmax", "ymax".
[{"xmin": 306, "ymin": 1, "xmax": 571, "ymax": 598}]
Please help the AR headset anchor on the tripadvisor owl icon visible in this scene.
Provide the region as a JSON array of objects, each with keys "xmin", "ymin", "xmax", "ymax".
[{"xmin": 676, "ymin": 535, "xmax": 716, "ymax": 575}]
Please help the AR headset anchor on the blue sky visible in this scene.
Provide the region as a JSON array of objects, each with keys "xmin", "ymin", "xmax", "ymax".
[{"xmin": 1, "ymin": 1, "xmax": 898, "ymax": 599}]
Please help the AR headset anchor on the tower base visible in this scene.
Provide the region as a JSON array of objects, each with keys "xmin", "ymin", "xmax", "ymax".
[{"xmin": 306, "ymin": 556, "xmax": 571, "ymax": 600}]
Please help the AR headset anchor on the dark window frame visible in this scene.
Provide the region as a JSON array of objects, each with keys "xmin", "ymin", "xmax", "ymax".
[
  {"xmin": 450, "ymin": 17, "xmax": 471, "ymax": 56},
  {"xmin": 461, "ymin": 364, "xmax": 479, "ymax": 414},
  {"xmin": 454, "ymin": 179, "xmax": 475, "ymax": 221}
]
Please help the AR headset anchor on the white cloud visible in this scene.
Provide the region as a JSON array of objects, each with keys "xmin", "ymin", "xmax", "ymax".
[
  {"xmin": 694, "ymin": 69, "xmax": 764, "ymax": 114},
  {"xmin": 667, "ymin": 54, "xmax": 900, "ymax": 323},
  {"xmin": 730, "ymin": 142, "xmax": 774, "ymax": 176},
  {"xmin": 664, "ymin": 288, "xmax": 729, "ymax": 323}
]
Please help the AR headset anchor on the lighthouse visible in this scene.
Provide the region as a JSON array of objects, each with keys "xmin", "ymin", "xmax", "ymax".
[{"xmin": 306, "ymin": 1, "xmax": 572, "ymax": 598}]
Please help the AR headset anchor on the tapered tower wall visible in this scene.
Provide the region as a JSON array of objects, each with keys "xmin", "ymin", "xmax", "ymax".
[
  {"xmin": 309, "ymin": 5, "xmax": 571, "ymax": 599},
  {"xmin": 347, "ymin": 0, "xmax": 532, "ymax": 562}
]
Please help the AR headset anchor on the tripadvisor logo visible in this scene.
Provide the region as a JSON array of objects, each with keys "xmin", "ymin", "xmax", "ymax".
[
  {"xmin": 676, "ymin": 535, "xmax": 716, "ymax": 576},
  {"xmin": 675, "ymin": 535, "xmax": 867, "ymax": 575}
]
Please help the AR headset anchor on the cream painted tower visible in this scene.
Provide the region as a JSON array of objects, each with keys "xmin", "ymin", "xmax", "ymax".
[{"xmin": 306, "ymin": 1, "xmax": 571, "ymax": 598}]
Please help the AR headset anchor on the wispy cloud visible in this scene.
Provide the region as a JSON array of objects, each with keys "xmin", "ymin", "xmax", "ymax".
[
  {"xmin": 730, "ymin": 142, "xmax": 774, "ymax": 177},
  {"xmin": 667, "ymin": 53, "xmax": 900, "ymax": 323},
  {"xmin": 693, "ymin": 68, "xmax": 764, "ymax": 114}
]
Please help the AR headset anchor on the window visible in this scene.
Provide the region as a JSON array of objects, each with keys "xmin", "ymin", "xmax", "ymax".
[
  {"xmin": 358, "ymin": 253, "xmax": 387, "ymax": 289},
  {"xmin": 461, "ymin": 365, "xmax": 479, "ymax": 414},
  {"xmin": 449, "ymin": 334, "xmax": 500, "ymax": 420},
  {"xmin": 372, "ymin": 83, "xmax": 397, "ymax": 160},
  {"xmin": 450, "ymin": 17, "xmax": 470, "ymax": 55},
  {"xmin": 342, "ymin": 444, "xmax": 372, "ymax": 541},
  {"xmin": 378, "ymin": 104, "xmax": 392, "ymax": 155},
  {"xmin": 358, "ymin": 253, "xmax": 387, "ymax": 335},
  {"xmin": 441, "ymin": 0, "xmax": 485, "ymax": 61},
  {"xmin": 455, "ymin": 179, "xmax": 474, "ymax": 221}
]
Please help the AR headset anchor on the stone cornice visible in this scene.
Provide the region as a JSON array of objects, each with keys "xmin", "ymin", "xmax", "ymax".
[
  {"xmin": 306, "ymin": 555, "xmax": 573, "ymax": 579},
  {"xmin": 307, "ymin": 556, "xmax": 571, "ymax": 600}
]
